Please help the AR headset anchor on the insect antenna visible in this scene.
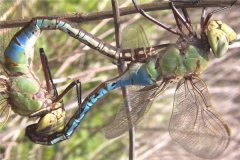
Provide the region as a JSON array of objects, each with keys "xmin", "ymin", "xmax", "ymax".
[{"xmin": 201, "ymin": 0, "xmax": 238, "ymax": 32}]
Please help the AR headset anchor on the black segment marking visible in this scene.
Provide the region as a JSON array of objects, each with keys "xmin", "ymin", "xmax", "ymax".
[
  {"xmin": 23, "ymin": 30, "xmax": 30, "ymax": 39},
  {"xmin": 111, "ymin": 82, "xmax": 117, "ymax": 88},
  {"xmin": 131, "ymin": 78, "xmax": 134, "ymax": 85},
  {"xmin": 76, "ymin": 30, "xmax": 81, "ymax": 37},
  {"xmin": 40, "ymin": 19, "xmax": 44, "ymax": 27},
  {"xmin": 14, "ymin": 39, "xmax": 21, "ymax": 46}
]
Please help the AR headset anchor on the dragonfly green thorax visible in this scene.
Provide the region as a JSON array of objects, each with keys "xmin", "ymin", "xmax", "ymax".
[
  {"xmin": 146, "ymin": 44, "xmax": 209, "ymax": 81},
  {"xmin": 207, "ymin": 20, "xmax": 237, "ymax": 58},
  {"xmin": 146, "ymin": 20, "xmax": 237, "ymax": 82},
  {"xmin": 8, "ymin": 74, "xmax": 44, "ymax": 116}
]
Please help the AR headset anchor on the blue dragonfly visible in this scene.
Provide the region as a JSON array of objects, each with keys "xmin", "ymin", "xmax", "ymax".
[{"xmin": 25, "ymin": 1, "xmax": 237, "ymax": 159}]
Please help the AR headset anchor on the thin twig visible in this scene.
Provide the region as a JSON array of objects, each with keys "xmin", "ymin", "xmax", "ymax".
[
  {"xmin": 112, "ymin": 0, "xmax": 135, "ymax": 159},
  {"xmin": 0, "ymin": 0, "xmax": 239, "ymax": 29}
]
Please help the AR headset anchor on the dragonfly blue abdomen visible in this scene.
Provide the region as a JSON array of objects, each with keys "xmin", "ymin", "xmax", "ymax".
[
  {"xmin": 65, "ymin": 62, "xmax": 155, "ymax": 136},
  {"xmin": 4, "ymin": 22, "xmax": 40, "ymax": 74},
  {"xmin": 26, "ymin": 61, "xmax": 156, "ymax": 144}
]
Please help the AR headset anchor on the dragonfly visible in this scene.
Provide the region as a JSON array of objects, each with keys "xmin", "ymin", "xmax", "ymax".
[
  {"xmin": 25, "ymin": 1, "xmax": 237, "ymax": 159},
  {"xmin": 0, "ymin": 18, "xmax": 83, "ymax": 144}
]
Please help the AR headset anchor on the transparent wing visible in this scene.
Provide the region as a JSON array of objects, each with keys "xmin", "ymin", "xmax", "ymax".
[
  {"xmin": 0, "ymin": 94, "xmax": 10, "ymax": 128},
  {"xmin": 104, "ymin": 81, "xmax": 170, "ymax": 139},
  {"xmin": 121, "ymin": 23, "xmax": 150, "ymax": 49},
  {"xmin": 169, "ymin": 76, "xmax": 230, "ymax": 159},
  {"xmin": 104, "ymin": 85, "xmax": 158, "ymax": 139}
]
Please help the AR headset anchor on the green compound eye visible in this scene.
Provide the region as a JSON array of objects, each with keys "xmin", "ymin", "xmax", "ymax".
[{"xmin": 207, "ymin": 21, "xmax": 237, "ymax": 58}]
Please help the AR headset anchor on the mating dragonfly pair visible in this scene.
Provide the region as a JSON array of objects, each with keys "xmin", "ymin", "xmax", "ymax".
[{"xmin": 0, "ymin": 0, "xmax": 238, "ymax": 159}]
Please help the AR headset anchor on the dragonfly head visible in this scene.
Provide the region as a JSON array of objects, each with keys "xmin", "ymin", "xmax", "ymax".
[
  {"xmin": 35, "ymin": 104, "xmax": 66, "ymax": 135},
  {"xmin": 207, "ymin": 20, "xmax": 237, "ymax": 58}
]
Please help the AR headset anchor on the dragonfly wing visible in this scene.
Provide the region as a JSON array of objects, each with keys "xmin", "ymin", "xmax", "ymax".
[
  {"xmin": 104, "ymin": 85, "xmax": 158, "ymax": 139},
  {"xmin": 169, "ymin": 76, "xmax": 230, "ymax": 159},
  {"xmin": 122, "ymin": 24, "xmax": 150, "ymax": 49},
  {"xmin": 0, "ymin": 94, "xmax": 10, "ymax": 128},
  {"xmin": 104, "ymin": 81, "xmax": 169, "ymax": 139}
]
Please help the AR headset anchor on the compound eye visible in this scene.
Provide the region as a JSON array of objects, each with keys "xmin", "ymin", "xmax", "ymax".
[{"xmin": 207, "ymin": 28, "xmax": 229, "ymax": 58}]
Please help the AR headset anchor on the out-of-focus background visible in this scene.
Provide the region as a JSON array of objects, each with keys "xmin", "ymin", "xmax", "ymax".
[{"xmin": 0, "ymin": 0, "xmax": 239, "ymax": 160}]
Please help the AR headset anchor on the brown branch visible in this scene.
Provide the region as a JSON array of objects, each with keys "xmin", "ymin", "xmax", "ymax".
[{"xmin": 0, "ymin": 0, "xmax": 239, "ymax": 29}]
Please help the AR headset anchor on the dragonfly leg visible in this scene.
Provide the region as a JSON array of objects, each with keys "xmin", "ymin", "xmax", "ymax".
[
  {"xmin": 52, "ymin": 80, "xmax": 82, "ymax": 104},
  {"xmin": 173, "ymin": 8, "xmax": 183, "ymax": 33},
  {"xmin": 30, "ymin": 80, "xmax": 81, "ymax": 118},
  {"xmin": 200, "ymin": 7, "xmax": 207, "ymax": 29},
  {"xmin": 169, "ymin": 2, "xmax": 193, "ymax": 35},
  {"xmin": 30, "ymin": 80, "xmax": 81, "ymax": 114},
  {"xmin": 132, "ymin": 0, "xmax": 181, "ymax": 36},
  {"xmin": 29, "ymin": 48, "xmax": 60, "ymax": 117},
  {"xmin": 181, "ymin": 8, "xmax": 193, "ymax": 29},
  {"xmin": 39, "ymin": 48, "xmax": 58, "ymax": 97}
]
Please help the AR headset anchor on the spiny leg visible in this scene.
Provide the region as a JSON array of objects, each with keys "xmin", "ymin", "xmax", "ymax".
[
  {"xmin": 200, "ymin": 7, "xmax": 207, "ymax": 29},
  {"xmin": 170, "ymin": 0, "xmax": 200, "ymax": 31},
  {"xmin": 39, "ymin": 48, "xmax": 58, "ymax": 97},
  {"xmin": 169, "ymin": 2, "xmax": 193, "ymax": 34},
  {"xmin": 52, "ymin": 80, "xmax": 81, "ymax": 104},
  {"xmin": 30, "ymin": 80, "xmax": 82, "ymax": 117},
  {"xmin": 76, "ymin": 81, "xmax": 82, "ymax": 108},
  {"xmin": 29, "ymin": 48, "xmax": 59, "ymax": 117},
  {"xmin": 172, "ymin": 8, "xmax": 183, "ymax": 33},
  {"xmin": 181, "ymin": 8, "xmax": 193, "ymax": 29},
  {"xmin": 31, "ymin": 49, "xmax": 82, "ymax": 117},
  {"xmin": 132, "ymin": 0, "xmax": 181, "ymax": 35},
  {"xmin": 40, "ymin": 49, "xmax": 82, "ymax": 103}
]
